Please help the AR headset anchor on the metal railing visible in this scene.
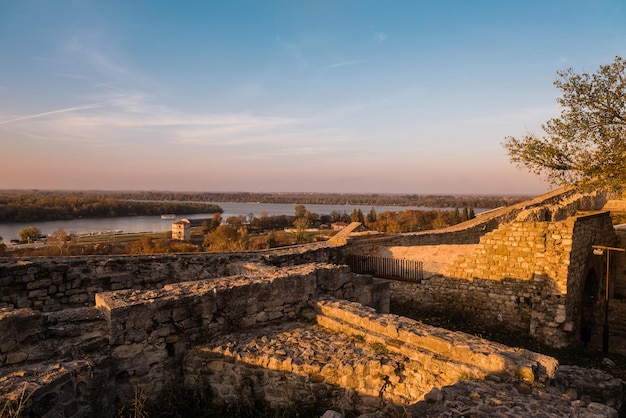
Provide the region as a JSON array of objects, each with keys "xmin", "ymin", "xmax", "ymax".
[{"xmin": 346, "ymin": 254, "xmax": 423, "ymax": 283}]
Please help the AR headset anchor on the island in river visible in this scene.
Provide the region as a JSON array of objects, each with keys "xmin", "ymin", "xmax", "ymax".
[{"xmin": 0, "ymin": 191, "xmax": 222, "ymax": 223}]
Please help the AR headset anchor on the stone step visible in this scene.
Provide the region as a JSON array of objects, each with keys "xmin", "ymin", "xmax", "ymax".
[
  {"xmin": 313, "ymin": 298, "xmax": 557, "ymax": 383},
  {"xmin": 184, "ymin": 321, "xmax": 430, "ymax": 413}
]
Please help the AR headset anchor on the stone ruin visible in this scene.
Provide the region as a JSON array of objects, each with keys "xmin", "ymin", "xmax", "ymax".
[{"xmin": 1, "ymin": 187, "xmax": 625, "ymax": 417}]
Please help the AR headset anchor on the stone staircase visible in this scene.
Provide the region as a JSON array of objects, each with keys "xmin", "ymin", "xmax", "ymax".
[{"xmin": 184, "ymin": 298, "xmax": 622, "ymax": 416}]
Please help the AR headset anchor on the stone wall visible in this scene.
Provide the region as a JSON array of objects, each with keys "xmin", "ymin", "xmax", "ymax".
[
  {"xmin": 410, "ymin": 365, "xmax": 622, "ymax": 417},
  {"xmin": 2, "ymin": 260, "xmax": 622, "ymax": 417},
  {"xmin": 390, "ymin": 212, "xmax": 617, "ymax": 348},
  {"xmin": 0, "ymin": 244, "xmax": 343, "ymax": 312},
  {"xmin": 343, "ymin": 188, "xmax": 608, "ymax": 256},
  {"xmin": 0, "ymin": 263, "xmax": 388, "ymax": 417},
  {"xmin": 0, "ymin": 306, "xmax": 116, "ymax": 417},
  {"xmin": 1, "ymin": 188, "xmax": 622, "ymax": 416},
  {"xmin": 183, "ymin": 298, "xmax": 621, "ymax": 416}
]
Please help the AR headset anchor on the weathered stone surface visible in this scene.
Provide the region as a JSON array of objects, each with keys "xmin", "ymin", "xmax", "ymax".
[
  {"xmin": 388, "ymin": 211, "xmax": 617, "ymax": 350},
  {"xmin": 1, "ymin": 188, "xmax": 623, "ymax": 417},
  {"xmin": 408, "ymin": 377, "xmax": 619, "ymax": 418},
  {"xmin": 183, "ymin": 297, "xmax": 619, "ymax": 417}
]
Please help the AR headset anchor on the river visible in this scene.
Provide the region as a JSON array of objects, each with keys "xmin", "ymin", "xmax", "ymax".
[{"xmin": 0, "ymin": 201, "xmax": 467, "ymax": 241}]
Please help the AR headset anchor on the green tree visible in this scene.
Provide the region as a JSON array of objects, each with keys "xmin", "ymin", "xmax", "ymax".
[
  {"xmin": 504, "ymin": 56, "xmax": 626, "ymax": 192},
  {"xmin": 432, "ymin": 211, "xmax": 448, "ymax": 229},
  {"xmin": 293, "ymin": 204, "xmax": 312, "ymax": 243},
  {"xmin": 211, "ymin": 213, "xmax": 223, "ymax": 230},
  {"xmin": 226, "ymin": 215, "xmax": 245, "ymax": 228},
  {"xmin": 294, "ymin": 204, "xmax": 307, "ymax": 219},
  {"xmin": 293, "ymin": 217, "xmax": 310, "ymax": 243},
  {"xmin": 366, "ymin": 207, "xmax": 377, "ymax": 224},
  {"xmin": 462, "ymin": 207, "xmax": 469, "ymax": 222},
  {"xmin": 350, "ymin": 208, "xmax": 364, "ymax": 223},
  {"xmin": 265, "ymin": 230, "xmax": 277, "ymax": 248},
  {"xmin": 453, "ymin": 207, "xmax": 461, "ymax": 224},
  {"xmin": 47, "ymin": 228, "xmax": 75, "ymax": 255},
  {"xmin": 18, "ymin": 226, "xmax": 41, "ymax": 243}
]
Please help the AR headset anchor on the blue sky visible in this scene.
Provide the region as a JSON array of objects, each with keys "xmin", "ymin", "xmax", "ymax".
[{"xmin": 1, "ymin": 0, "xmax": 624, "ymax": 195}]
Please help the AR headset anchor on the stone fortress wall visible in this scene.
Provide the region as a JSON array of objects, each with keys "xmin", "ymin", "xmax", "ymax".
[
  {"xmin": 1, "ymin": 263, "xmax": 389, "ymax": 417},
  {"xmin": 345, "ymin": 187, "xmax": 615, "ymax": 348},
  {"xmin": 1, "ymin": 263, "xmax": 621, "ymax": 417},
  {"xmin": 0, "ymin": 243, "xmax": 342, "ymax": 313},
  {"xmin": 386, "ymin": 212, "xmax": 616, "ymax": 348},
  {"xmin": 1, "ymin": 186, "xmax": 624, "ymax": 417}
]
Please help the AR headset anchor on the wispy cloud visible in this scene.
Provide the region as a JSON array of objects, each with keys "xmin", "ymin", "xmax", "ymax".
[
  {"xmin": 0, "ymin": 86, "xmax": 327, "ymax": 153},
  {"xmin": 320, "ymin": 60, "xmax": 365, "ymax": 70},
  {"xmin": 66, "ymin": 38, "xmax": 129, "ymax": 76},
  {"xmin": 0, "ymin": 103, "xmax": 108, "ymax": 126},
  {"xmin": 276, "ymin": 36, "xmax": 307, "ymax": 71},
  {"xmin": 371, "ymin": 29, "xmax": 388, "ymax": 43},
  {"xmin": 92, "ymin": 81, "xmax": 117, "ymax": 88}
]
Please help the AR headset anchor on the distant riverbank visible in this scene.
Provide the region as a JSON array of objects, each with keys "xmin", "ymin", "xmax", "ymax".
[{"xmin": 0, "ymin": 201, "xmax": 484, "ymax": 241}]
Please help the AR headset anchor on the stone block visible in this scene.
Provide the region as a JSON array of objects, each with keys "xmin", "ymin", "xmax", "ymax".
[
  {"xmin": 5, "ymin": 351, "xmax": 28, "ymax": 364},
  {"xmin": 27, "ymin": 279, "xmax": 52, "ymax": 290},
  {"xmin": 28, "ymin": 289, "xmax": 48, "ymax": 298},
  {"xmin": 113, "ymin": 343, "xmax": 146, "ymax": 360}
]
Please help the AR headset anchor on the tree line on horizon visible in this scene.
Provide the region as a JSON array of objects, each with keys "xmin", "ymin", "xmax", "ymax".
[
  {"xmin": 0, "ymin": 189, "xmax": 528, "ymax": 211},
  {"xmin": 200, "ymin": 204, "xmax": 477, "ymax": 252},
  {"xmin": 4, "ymin": 203, "xmax": 477, "ymax": 256},
  {"xmin": 0, "ymin": 193, "xmax": 222, "ymax": 222}
]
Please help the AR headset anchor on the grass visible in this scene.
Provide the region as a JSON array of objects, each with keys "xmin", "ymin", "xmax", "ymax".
[
  {"xmin": 0, "ymin": 383, "xmax": 31, "ymax": 418},
  {"xmin": 114, "ymin": 384, "xmax": 328, "ymax": 418},
  {"xmin": 369, "ymin": 342, "xmax": 389, "ymax": 355},
  {"xmin": 119, "ymin": 386, "xmax": 149, "ymax": 418},
  {"xmin": 74, "ymin": 231, "xmax": 170, "ymax": 245}
]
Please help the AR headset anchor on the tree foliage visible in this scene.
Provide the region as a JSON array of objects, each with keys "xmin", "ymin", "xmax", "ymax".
[
  {"xmin": 364, "ymin": 208, "xmax": 474, "ymax": 233},
  {"xmin": 350, "ymin": 208, "xmax": 365, "ymax": 223},
  {"xmin": 126, "ymin": 238, "xmax": 199, "ymax": 254},
  {"xmin": 46, "ymin": 228, "xmax": 75, "ymax": 255},
  {"xmin": 293, "ymin": 205, "xmax": 312, "ymax": 243},
  {"xmin": 1, "ymin": 190, "xmax": 525, "ymax": 210},
  {"xmin": 504, "ymin": 56, "xmax": 626, "ymax": 192},
  {"xmin": 18, "ymin": 226, "xmax": 41, "ymax": 243},
  {"xmin": 203, "ymin": 225, "xmax": 250, "ymax": 252},
  {"xmin": 0, "ymin": 192, "xmax": 221, "ymax": 222}
]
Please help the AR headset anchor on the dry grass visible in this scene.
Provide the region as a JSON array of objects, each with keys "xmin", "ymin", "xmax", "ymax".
[{"xmin": 0, "ymin": 383, "xmax": 31, "ymax": 418}]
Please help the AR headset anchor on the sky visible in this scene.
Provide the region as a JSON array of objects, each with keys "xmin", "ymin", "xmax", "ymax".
[{"xmin": 1, "ymin": 1, "xmax": 625, "ymax": 196}]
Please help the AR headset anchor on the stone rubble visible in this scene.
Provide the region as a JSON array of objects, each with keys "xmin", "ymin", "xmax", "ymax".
[
  {"xmin": 185, "ymin": 298, "xmax": 621, "ymax": 416},
  {"xmin": 1, "ymin": 187, "xmax": 624, "ymax": 417},
  {"xmin": 323, "ymin": 370, "xmax": 620, "ymax": 417}
]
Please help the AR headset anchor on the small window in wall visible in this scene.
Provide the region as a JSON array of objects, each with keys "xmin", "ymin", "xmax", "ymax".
[{"xmin": 166, "ymin": 342, "xmax": 175, "ymax": 357}]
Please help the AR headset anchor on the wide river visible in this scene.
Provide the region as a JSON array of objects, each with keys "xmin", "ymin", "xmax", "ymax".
[{"xmin": 0, "ymin": 201, "xmax": 469, "ymax": 241}]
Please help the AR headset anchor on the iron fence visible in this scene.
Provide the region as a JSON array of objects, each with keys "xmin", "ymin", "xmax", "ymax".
[{"xmin": 346, "ymin": 254, "xmax": 423, "ymax": 283}]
